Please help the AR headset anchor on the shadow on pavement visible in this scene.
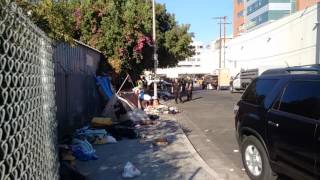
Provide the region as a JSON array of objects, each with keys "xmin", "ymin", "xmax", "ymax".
[{"xmin": 181, "ymin": 97, "xmax": 203, "ymax": 104}]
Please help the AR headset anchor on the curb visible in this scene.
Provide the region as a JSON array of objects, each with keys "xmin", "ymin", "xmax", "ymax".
[
  {"xmin": 177, "ymin": 124, "xmax": 221, "ymax": 180},
  {"xmin": 164, "ymin": 101, "xmax": 220, "ymax": 179}
]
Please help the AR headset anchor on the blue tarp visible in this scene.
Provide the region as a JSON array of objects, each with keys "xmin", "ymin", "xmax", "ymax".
[{"xmin": 96, "ymin": 76, "xmax": 113, "ymax": 99}]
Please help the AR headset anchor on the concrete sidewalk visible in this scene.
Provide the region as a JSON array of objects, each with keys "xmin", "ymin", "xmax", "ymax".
[{"xmin": 76, "ymin": 113, "xmax": 217, "ymax": 180}]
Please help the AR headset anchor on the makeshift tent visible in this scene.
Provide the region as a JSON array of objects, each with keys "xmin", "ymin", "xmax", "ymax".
[{"xmin": 96, "ymin": 76, "xmax": 114, "ymax": 99}]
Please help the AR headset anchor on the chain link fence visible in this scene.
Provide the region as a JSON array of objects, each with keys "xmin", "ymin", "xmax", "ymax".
[{"xmin": 0, "ymin": 1, "xmax": 59, "ymax": 179}]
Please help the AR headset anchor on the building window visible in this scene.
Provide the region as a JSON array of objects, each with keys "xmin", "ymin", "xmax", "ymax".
[
  {"xmin": 250, "ymin": 11, "xmax": 268, "ymax": 27},
  {"xmin": 238, "ymin": 0, "xmax": 243, "ymax": 4},
  {"xmin": 237, "ymin": 10, "xmax": 244, "ymax": 17},
  {"xmin": 196, "ymin": 52, "xmax": 201, "ymax": 55},
  {"xmin": 247, "ymin": 0, "xmax": 268, "ymax": 15}
]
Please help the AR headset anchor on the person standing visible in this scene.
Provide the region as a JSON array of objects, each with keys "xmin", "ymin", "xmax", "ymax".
[
  {"xmin": 172, "ymin": 78, "xmax": 183, "ymax": 104},
  {"xmin": 186, "ymin": 77, "xmax": 193, "ymax": 101}
]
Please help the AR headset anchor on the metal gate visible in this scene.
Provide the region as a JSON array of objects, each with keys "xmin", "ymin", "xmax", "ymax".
[{"xmin": 0, "ymin": 1, "xmax": 59, "ymax": 180}]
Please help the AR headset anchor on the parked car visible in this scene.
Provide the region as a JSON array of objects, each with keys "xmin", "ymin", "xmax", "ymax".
[
  {"xmin": 148, "ymin": 80, "xmax": 173, "ymax": 100},
  {"xmin": 235, "ymin": 65, "xmax": 320, "ymax": 180}
]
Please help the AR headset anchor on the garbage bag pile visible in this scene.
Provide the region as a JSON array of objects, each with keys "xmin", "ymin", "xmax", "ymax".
[{"xmin": 59, "ymin": 110, "xmax": 164, "ymax": 163}]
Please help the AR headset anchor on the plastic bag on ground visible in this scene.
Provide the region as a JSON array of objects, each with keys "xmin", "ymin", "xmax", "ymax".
[
  {"xmin": 169, "ymin": 106, "xmax": 179, "ymax": 114},
  {"xmin": 93, "ymin": 135, "xmax": 117, "ymax": 144},
  {"xmin": 106, "ymin": 135, "xmax": 117, "ymax": 143},
  {"xmin": 75, "ymin": 126, "xmax": 109, "ymax": 143},
  {"xmin": 122, "ymin": 161, "xmax": 141, "ymax": 178},
  {"xmin": 75, "ymin": 126, "xmax": 108, "ymax": 138},
  {"xmin": 71, "ymin": 139, "xmax": 98, "ymax": 161},
  {"xmin": 127, "ymin": 109, "xmax": 150, "ymax": 122}
]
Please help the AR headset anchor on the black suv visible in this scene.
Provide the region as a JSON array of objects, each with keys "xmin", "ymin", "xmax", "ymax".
[{"xmin": 235, "ymin": 65, "xmax": 320, "ymax": 180}]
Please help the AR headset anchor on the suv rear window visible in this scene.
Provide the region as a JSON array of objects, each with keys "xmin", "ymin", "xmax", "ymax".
[
  {"xmin": 242, "ymin": 79, "xmax": 278, "ymax": 105},
  {"xmin": 277, "ymin": 80, "xmax": 320, "ymax": 119}
]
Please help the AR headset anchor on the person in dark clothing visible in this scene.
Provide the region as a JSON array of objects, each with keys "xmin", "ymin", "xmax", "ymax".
[
  {"xmin": 172, "ymin": 78, "xmax": 183, "ymax": 104},
  {"xmin": 180, "ymin": 78, "xmax": 186, "ymax": 100},
  {"xmin": 186, "ymin": 77, "xmax": 193, "ymax": 101},
  {"xmin": 181, "ymin": 78, "xmax": 186, "ymax": 92}
]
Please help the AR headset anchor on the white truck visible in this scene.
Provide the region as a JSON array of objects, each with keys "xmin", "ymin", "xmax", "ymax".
[
  {"xmin": 217, "ymin": 68, "xmax": 231, "ymax": 90},
  {"xmin": 230, "ymin": 65, "xmax": 290, "ymax": 93},
  {"xmin": 229, "ymin": 68, "xmax": 259, "ymax": 93}
]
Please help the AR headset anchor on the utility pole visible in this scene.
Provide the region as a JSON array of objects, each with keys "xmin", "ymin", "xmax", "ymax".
[
  {"xmin": 152, "ymin": 0, "xmax": 158, "ymax": 98},
  {"xmin": 214, "ymin": 16, "xmax": 230, "ymax": 68},
  {"xmin": 213, "ymin": 17, "xmax": 223, "ymax": 68},
  {"xmin": 223, "ymin": 17, "xmax": 231, "ymax": 68}
]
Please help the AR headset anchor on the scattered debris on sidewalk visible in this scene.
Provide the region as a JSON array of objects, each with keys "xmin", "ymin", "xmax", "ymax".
[
  {"xmin": 122, "ymin": 161, "xmax": 141, "ymax": 178},
  {"xmin": 58, "ymin": 82, "xmax": 187, "ymax": 179},
  {"xmin": 144, "ymin": 104, "xmax": 180, "ymax": 115},
  {"xmin": 71, "ymin": 139, "xmax": 98, "ymax": 161},
  {"xmin": 153, "ymin": 137, "xmax": 169, "ymax": 146},
  {"xmin": 59, "ymin": 144, "xmax": 78, "ymax": 170},
  {"xmin": 73, "ymin": 99, "xmax": 214, "ymax": 180},
  {"xmin": 168, "ymin": 106, "xmax": 180, "ymax": 114},
  {"xmin": 91, "ymin": 117, "xmax": 113, "ymax": 127},
  {"xmin": 93, "ymin": 135, "xmax": 117, "ymax": 144}
]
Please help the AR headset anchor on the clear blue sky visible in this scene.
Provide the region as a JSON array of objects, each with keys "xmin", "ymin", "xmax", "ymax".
[{"xmin": 157, "ymin": 0, "xmax": 233, "ymax": 44}]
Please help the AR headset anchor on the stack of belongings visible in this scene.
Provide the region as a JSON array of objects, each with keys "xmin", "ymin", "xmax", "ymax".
[{"xmin": 90, "ymin": 117, "xmax": 138, "ymax": 141}]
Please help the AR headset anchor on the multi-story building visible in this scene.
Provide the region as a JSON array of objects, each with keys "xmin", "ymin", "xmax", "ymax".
[
  {"xmin": 245, "ymin": 0, "xmax": 292, "ymax": 30},
  {"xmin": 227, "ymin": 2, "xmax": 318, "ymax": 76},
  {"xmin": 157, "ymin": 41, "xmax": 219, "ymax": 78},
  {"xmin": 233, "ymin": 0, "xmax": 320, "ymax": 36},
  {"xmin": 233, "ymin": 0, "xmax": 245, "ymax": 37}
]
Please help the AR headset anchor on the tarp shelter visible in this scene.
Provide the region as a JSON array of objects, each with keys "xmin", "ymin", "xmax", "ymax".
[{"xmin": 96, "ymin": 76, "xmax": 114, "ymax": 100}]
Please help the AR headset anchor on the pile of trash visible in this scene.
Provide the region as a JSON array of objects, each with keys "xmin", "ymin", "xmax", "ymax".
[
  {"xmin": 59, "ymin": 78, "xmax": 180, "ymax": 178},
  {"xmin": 59, "ymin": 105, "xmax": 166, "ymax": 161},
  {"xmin": 59, "ymin": 74, "xmax": 180, "ymax": 179},
  {"xmin": 144, "ymin": 104, "xmax": 180, "ymax": 115},
  {"xmin": 59, "ymin": 116, "xmax": 141, "ymax": 162}
]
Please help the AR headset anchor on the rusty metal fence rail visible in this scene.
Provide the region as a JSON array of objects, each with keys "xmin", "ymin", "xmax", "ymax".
[{"xmin": 0, "ymin": 1, "xmax": 59, "ymax": 179}]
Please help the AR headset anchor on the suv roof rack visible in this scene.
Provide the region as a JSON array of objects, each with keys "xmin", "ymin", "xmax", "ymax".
[{"xmin": 261, "ymin": 64, "xmax": 320, "ymax": 76}]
